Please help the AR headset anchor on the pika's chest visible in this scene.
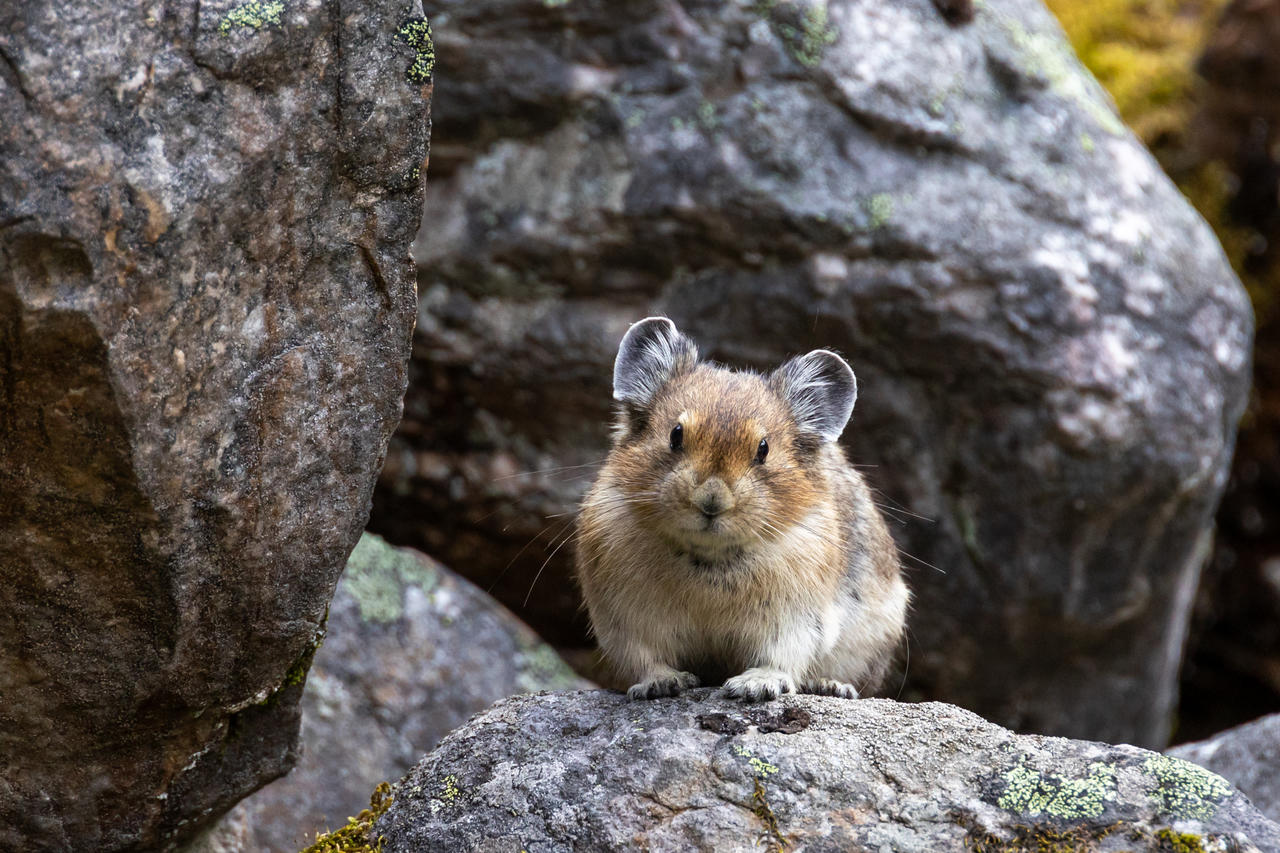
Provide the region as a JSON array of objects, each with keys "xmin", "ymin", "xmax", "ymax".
[{"xmin": 643, "ymin": 536, "xmax": 838, "ymax": 632}]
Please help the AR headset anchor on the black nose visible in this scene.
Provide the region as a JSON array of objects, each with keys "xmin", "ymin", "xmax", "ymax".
[{"xmin": 696, "ymin": 496, "xmax": 722, "ymax": 518}]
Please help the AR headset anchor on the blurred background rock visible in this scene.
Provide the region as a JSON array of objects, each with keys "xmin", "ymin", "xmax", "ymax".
[
  {"xmin": 1046, "ymin": 0, "xmax": 1280, "ymax": 742},
  {"xmin": 365, "ymin": 0, "xmax": 1273, "ymax": 749}
]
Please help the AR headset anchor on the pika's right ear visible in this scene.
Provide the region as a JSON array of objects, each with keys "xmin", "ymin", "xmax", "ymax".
[{"xmin": 613, "ymin": 317, "xmax": 698, "ymax": 407}]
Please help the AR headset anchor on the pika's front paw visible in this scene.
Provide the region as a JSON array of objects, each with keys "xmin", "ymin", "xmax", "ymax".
[
  {"xmin": 627, "ymin": 671, "xmax": 700, "ymax": 700},
  {"xmin": 722, "ymin": 669, "xmax": 797, "ymax": 701},
  {"xmin": 799, "ymin": 678, "xmax": 858, "ymax": 699}
]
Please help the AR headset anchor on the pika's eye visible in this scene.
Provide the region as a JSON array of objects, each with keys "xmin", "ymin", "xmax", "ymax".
[
  {"xmin": 755, "ymin": 437, "xmax": 769, "ymax": 464},
  {"xmin": 670, "ymin": 423, "xmax": 684, "ymax": 451}
]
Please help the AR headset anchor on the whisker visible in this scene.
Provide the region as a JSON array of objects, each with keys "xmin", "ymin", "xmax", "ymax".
[
  {"xmin": 897, "ymin": 546, "xmax": 945, "ymax": 574},
  {"xmin": 870, "ymin": 488, "xmax": 934, "ymax": 522},
  {"xmin": 525, "ymin": 527, "xmax": 578, "ymax": 607},
  {"xmin": 894, "ymin": 631, "xmax": 910, "ymax": 700},
  {"xmin": 487, "ymin": 517, "xmax": 571, "ymax": 593},
  {"xmin": 872, "ymin": 502, "xmax": 912, "ymax": 526},
  {"xmin": 491, "ymin": 459, "xmax": 608, "ymax": 481}
]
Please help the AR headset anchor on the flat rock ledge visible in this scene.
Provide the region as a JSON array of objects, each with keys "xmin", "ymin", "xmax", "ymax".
[{"xmin": 377, "ymin": 690, "xmax": 1280, "ymax": 852}]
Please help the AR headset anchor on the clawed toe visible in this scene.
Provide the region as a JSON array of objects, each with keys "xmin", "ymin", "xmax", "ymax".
[
  {"xmin": 628, "ymin": 671, "xmax": 700, "ymax": 700},
  {"xmin": 799, "ymin": 678, "xmax": 858, "ymax": 699},
  {"xmin": 722, "ymin": 671, "xmax": 797, "ymax": 702}
]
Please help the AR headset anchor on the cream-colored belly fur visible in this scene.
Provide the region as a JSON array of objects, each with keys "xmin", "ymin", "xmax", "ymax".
[{"xmin": 580, "ymin": 489, "xmax": 906, "ymax": 690}]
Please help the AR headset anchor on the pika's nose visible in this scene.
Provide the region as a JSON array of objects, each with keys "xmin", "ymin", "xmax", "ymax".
[{"xmin": 692, "ymin": 477, "xmax": 735, "ymax": 518}]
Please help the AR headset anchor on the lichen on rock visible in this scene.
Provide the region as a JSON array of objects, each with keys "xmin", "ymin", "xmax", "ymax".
[
  {"xmin": 373, "ymin": 692, "xmax": 1280, "ymax": 851},
  {"xmin": 394, "ymin": 17, "xmax": 435, "ymax": 84},
  {"xmin": 1143, "ymin": 755, "xmax": 1233, "ymax": 821},
  {"xmin": 342, "ymin": 533, "xmax": 439, "ymax": 624},
  {"xmin": 218, "ymin": 0, "xmax": 286, "ymax": 36},
  {"xmin": 0, "ymin": 0, "xmax": 428, "ymax": 849},
  {"xmin": 996, "ymin": 761, "xmax": 1117, "ymax": 819}
]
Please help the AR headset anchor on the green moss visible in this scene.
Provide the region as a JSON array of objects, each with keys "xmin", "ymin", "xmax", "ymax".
[
  {"xmin": 513, "ymin": 635, "xmax": 583, "ymax": 693},
  {"xmin": 440, "ymin": 774, "xmax": 461, "ymax": 803},
  {"xmin": 752, "ymin": 777, "xmax": 788, "ymax": 851},
  {"xmin": 300, "ymin": 781, "xmax": 392, "ymax": 853},
  {"xmin": 997, "ymin": 761, "xmax": 1116, "ymax": 820},
  {"xmin": 996, "ymin": 15, "xmax": 1126, "ymax": 136},
  {"xmin": 283, "ymin": 618, "xmax": 326, "ymax": 688},
  {"xmin": 1155, "ymin": 828, "xmax": 1207, "ymax": 853},
  {"xmin": 1044, "ymin": 0, "xmax": 1280, "ymax": 340},
  {"xmin": 218, "ymin": 0, "xmax": 284, "ymax": 36},
  {"xmin": 1142, "ymin": 755, "xmax": 1231, "ymax": 821},
  {"xmin": 780, "ymin": 3, "xmax": 838, "ymax": 68},
  {"xmin": 1045, "ymin": 0, "xmax": 1226, "ymax": 145},
  {"xmin": 697, "ymin": 100, "xmax": 718, "ymax": 130},
  {"xmin": 343, "ymin": 533, "xmax": 438, "ymax": 624},
  {"xmin": 956, "ymin": 815, "xmax": 1124, "ymax": 853},
  {"xmin": 864, "ymin": 193, "xmax": 894, "ymax": 228},
  {"xmin": 752, "ymin": 0, "xmax": 838, "ymax": 68},
  {"xmin": 394, "ymin": 18, "xmax": 434, "ymax": 84}
]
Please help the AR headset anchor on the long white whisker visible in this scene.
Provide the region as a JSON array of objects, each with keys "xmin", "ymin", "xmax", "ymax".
[{"xmin": 525, "ymin": 527, "xmax": 578, "ymax": 607}]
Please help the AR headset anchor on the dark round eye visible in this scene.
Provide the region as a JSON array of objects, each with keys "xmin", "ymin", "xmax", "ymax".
[
  {"xmin": 670, "ymin": 423, "xmax": 683, "ymax": 451},
  {"xmin": 755, "ymin": 437, "xmax": 769, "ymax": 464}
]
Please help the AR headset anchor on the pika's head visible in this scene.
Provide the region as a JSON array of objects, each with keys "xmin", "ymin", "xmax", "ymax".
[{"xmin": 604, "ymin": 317, "xmax": 857, "ymax": 553}]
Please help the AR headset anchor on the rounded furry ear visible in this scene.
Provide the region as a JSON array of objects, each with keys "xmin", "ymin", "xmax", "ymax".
[
  {"xmin": 613, "ymin": 317, "xmax": 698, "ymax": 406},
  {"xmin": 771, "ymin": 350, "xmax": 857, "ymax": 442}
]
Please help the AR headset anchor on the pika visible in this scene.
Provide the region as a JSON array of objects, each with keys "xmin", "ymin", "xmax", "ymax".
[{"xmin": 576, "ymin": 318, "xmax": 909, "ymax": 701}]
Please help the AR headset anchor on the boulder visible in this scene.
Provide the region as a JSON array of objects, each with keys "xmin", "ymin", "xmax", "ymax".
[
  {"xmin": 369, "ymin": 0, "xmax": 1251, "ymax": 747},
  {"xmin": 0, "ymin": 1, "xmax": 429, "ymax": 850},
  {"xmin": 1180, "ymin": 0, "xmax": 1280, "ymax": 742},
  {"xmin": 1169, "ymin": 713, "xmax": 1280, "ymax": 824},
  {"xmin": 191, "ymin": 534, "xmax": 591, "ymax": 853},
  {"xmin": 377, "ymin": 690, "xmax": 1280, "ymax": 852}
]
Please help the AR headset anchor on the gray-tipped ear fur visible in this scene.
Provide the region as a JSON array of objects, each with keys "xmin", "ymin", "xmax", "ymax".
[
  {"xmin": 771, "ymin": 350, "xmax": 857, "ymax": 442},
  {"xmin": 613, "ymin": 317, "xmax": 698, "ymax": 406}
]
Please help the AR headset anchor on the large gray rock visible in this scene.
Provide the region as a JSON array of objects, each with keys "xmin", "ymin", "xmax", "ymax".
[
  {"xmin": 1170, "ymin": 714, "xmax": 1280, "ymax": 824},
  {"xmin": 369, "ymin": 0, "xmax": 1252, "ymax": 747},
  {"xmin": 377, "ymin": 690, "xmax": 1280, "ymax": 852},
  {"xmin": 0, "ymin": 2, "xmax": 429, "ymax": 850},
  {"xmin": 194, "ymin": 534, "xmax": 591, "ymax": 853},
  {"xmin": 1181, "ymin": 0, "xmax": 1280, "ymax": 742}
]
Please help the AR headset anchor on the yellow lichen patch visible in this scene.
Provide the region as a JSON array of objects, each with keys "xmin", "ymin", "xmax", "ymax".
[
  {"xmin": 1142, "ymin": 755, "xmax": 1231, "ymax": 821},
  {"xmin": 394, "ymin": 18, "xmax": 435, "ymax": 84},
  {"xmin": 996, "ymin": 761, "xmax": 1117, "ymax": 820},
  {"xmin": 218, "ymin": 0, "xmax": 285, "ymax": 36},
  {"xmin": 300, "ymin": 782, "xmax": 393, "ymax": 853}
]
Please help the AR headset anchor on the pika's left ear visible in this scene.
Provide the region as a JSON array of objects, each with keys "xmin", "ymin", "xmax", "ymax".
[{"xmin": 770, "ymin": 350, "xmax": 857, "ymax": 442}]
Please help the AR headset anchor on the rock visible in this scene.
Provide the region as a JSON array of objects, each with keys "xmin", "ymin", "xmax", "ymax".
[
  {"xmin": 0, "ymin": 2, "xmax": 429, "ymax": 850},
  {"xmin": 1169, "ymin": 714, "xmax": 1280, "ymax": 825},
  {"xmin": 376, "ymin": 690, "xmax": 1280, "ymax": 852},
  {"xmin": 191, "ymin": 534, "xmax": 591, "ymax": 853},
  {"xmin": 368, "ymin": 0, "xmax": 1251, "ymax": 747},
  {"xmin": 1179, "ymin": 0, "xmax": 1280, "ymax": 742}
]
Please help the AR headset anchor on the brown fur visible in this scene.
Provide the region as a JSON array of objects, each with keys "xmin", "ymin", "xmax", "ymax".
[{"xmin": 577, "ymin": 335, "xmax": 909, "ymax": 702}]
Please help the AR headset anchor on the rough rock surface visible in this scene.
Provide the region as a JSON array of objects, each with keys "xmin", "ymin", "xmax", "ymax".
[
  {"xmin": 1181, "ymin": 0, "xmax": 1280, "ymax": 741},
  {"xmin": 1170, "ymin": 713, "xmax": 1280, "ymax": 825},
  {"xmin": 377, "ymin": 690, "xmax": 1280, "ymax": 852},
  {"xmin": 0, "ymin": 2, "xmax": 429, "ymax": 850},
  {"xmin": 191, "ymin": 534, "xmax": 591, "ymax": 853},
  {"xmin": 368, "ymin": 0, "xmax": 1251, "ymax": 748}
]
